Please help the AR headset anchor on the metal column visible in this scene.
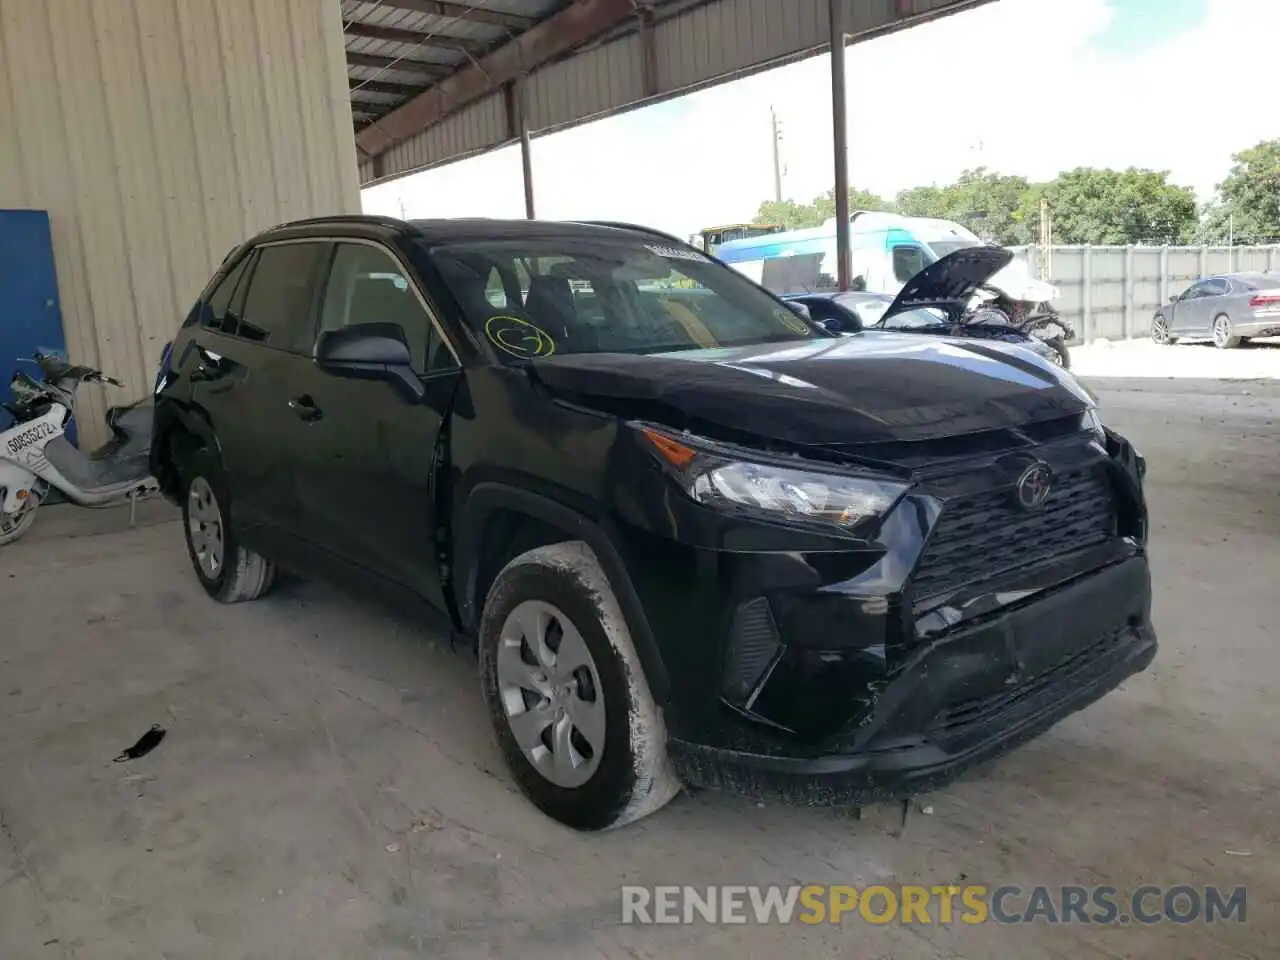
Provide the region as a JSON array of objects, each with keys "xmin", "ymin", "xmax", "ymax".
[
  {"xmin": 829, "ymin": 0, "xmax": 851, "ymax": 291},
  {"xmin": 517, "ymin": 78, "xmax": 536, "ymax": 219}
]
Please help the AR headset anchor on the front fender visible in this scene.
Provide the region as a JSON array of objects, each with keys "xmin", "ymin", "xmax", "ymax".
[
  {"xmin": 455, "ymin": 481, "xmax": 671, "ymax": 704},
  {"xmin": 0, "ymin": 461, "xmax": 39, "ymax": 513}
]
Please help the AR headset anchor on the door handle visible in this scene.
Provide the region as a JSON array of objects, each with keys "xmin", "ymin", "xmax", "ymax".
[{"xmin": 288, "ymin": 396, "xmax": 323, "ymax": 422}]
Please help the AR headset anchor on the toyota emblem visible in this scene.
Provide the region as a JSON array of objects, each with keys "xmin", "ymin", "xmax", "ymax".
[{"xmin": 1015, "ymin": 462, "xmax": 1053, "ymax": 510}]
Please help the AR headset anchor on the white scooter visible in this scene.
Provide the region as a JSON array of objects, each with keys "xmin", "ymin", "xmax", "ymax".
[{"xmin": 0, "ymin": 353, "xmax": 159, "ymax": 545}]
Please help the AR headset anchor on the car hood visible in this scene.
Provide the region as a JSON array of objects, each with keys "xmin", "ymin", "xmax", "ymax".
[
  {"xmin": 881, "ymin": 246, "xmax": 1014, "ymax": 324},
  {"xmin": 528, "ymin": 334, "xmax": 1092, "ymax": 448}
]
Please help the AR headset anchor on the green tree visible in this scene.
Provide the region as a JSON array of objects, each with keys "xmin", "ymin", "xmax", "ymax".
[
  {"xmin": 753, "ymin": 188, "xmax": 892, "ymax": 229},
  {"xmin": 1040, "ymin": 167, "xmax": 1197, "ymax": 245},
  {"xmin": 895, "ymin": 168, "xmax": 1036, "ymax": 245},
  {"xmin": 1200, "ymin": 139, "xmax": 1280, "ymax": 245}
]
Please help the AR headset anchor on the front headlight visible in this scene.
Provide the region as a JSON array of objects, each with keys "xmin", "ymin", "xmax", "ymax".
[{"xmin": 638, "ymin": 425, "xmax": 909, "ymax": 534}]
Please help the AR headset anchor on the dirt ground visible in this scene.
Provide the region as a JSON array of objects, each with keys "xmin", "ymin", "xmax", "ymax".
[{"xmin": 1, "ymin": 376, "xmax": 1277, "ymax": 960}]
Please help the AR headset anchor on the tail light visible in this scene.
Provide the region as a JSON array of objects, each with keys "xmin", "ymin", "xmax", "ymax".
[{"xmin": 1249, "ymin": 293, "xmax": 1280, "ymax": 308}]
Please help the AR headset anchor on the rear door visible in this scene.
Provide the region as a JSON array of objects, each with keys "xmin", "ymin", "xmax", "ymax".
[
  {"xmin": 284, "ymin": 239, "xmax": 461, "ymax": 612},
  {"xmin": 205, "ymin": 240, "xmax": 331, "ymax": 538}
]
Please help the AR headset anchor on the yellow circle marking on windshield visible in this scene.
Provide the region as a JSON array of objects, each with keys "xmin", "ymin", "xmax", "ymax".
[
  {"xmin": 485, "ymin": 315, "xmax": 557, "ymax": 359},
  {"xmin": 775, "ymin": 307, "xmax": 812, "ymax": 336}
]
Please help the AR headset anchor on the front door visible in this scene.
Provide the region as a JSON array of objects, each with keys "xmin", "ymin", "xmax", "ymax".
[
  {"xmin": 285, "ymin": 240, "xmax": 461, "ymax": 613},
  {"xmin": 1170, "ymin": 279, "xmax": 1210, "ymax": 335}
]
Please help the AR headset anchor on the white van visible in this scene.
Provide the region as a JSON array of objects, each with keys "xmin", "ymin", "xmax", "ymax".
[{"xmin": 715, "ymin": 211, "xmax": 1057, "ymax": 304}]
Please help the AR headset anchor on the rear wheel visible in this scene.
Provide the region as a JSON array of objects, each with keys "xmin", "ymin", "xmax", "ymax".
[
  {"xmin": 1212, "ymin": 314, "xmax": 1241, "ymax": 349},
  {"xmin": 181, "ymin": 450, "xmax": 276, "ymax": 603},
  {"xmin": 1151, "ymin": 314, "xmax": 1176, "ymax": 345},
  {"xmin": 478, "ymin": 542, "xmax": 680, "ymax": 830}
]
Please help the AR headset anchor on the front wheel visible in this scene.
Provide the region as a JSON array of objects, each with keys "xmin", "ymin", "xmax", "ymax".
[
  {"xmin": 0, "ymin": 496, "xmax": 40, "ymax": 546},
  {"xmin": 478, "ymin": 542, "xmax": 680, "ymax": 830},
  {"xmin": 1151, "ymin": 314, "xmax": 1176, "ymax": 345}
]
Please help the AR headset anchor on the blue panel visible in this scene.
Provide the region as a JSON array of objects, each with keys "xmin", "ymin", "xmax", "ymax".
[{"xmin": 1, "ymin": 209, "xmax": 70, "ymax": 436}]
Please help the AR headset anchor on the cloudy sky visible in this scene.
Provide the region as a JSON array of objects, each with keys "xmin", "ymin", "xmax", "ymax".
[{"xmin": 362, "ymin": 0, "xmax": 1278, "ymax": 239}]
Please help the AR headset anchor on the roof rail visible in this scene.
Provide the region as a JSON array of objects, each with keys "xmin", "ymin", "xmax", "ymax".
[
  {"xmin": 268, "ymin": 213, "xmax": 409, "ymax": 231},
  {"xmin": 573, "ymin": 220, "xmax": 688, "ymax": 245}
]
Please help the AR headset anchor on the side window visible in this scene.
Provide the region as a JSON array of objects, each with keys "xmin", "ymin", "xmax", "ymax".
[
  {"xmin": 203, "ymin": 255, "xmax": 252, "ymax": 333},
  {"xmin": 319, "ymin": 242, "xmax": 454, "ymax": 373},
  {"xmin": 760, "ymin": 254, "xmax": 827, "ymax": 295},
  {"xmin": 237, "ymin": 242, "xmax": 329, "ymax": 352},
  {"xmin": 1205, "ymin": 278, "xmax": 1228, "ymax": 297},
  {"xmin": 892, "ymin": 245, "xmax": 928, "ymax": 283},
  {"xmin": 483, "ymin": 268, "xmax": 509, "ymax": 308},
  {"xmin": 1181, "ymin": 281, "xmax": 1206, "ymax": 300}
]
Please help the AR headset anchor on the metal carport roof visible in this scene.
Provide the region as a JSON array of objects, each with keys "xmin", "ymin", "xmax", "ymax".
[{"xmin": 346, "ymin": 0, "xmax": 995, "ymax": 185}]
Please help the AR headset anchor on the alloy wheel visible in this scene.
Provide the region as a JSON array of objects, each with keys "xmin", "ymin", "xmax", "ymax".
[
  {"xmin": 1152, "ymin": 316, "xmax": 1170, "ymax": 344},
  {"xmin": 1213, "ymin": 315, "xmax": 1232, "ymax": 347},
  {"xmin": 495, "ymin": 599, "xmax": 606, "ymax": 789},
  {"xmin": 187, "ymin": 477, "xmax": 224, "ymax": 578}
]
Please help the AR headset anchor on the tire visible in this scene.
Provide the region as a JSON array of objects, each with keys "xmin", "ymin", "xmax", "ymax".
[
  {"xmin": 478, "ymin": 541, "xmax": 680, "ymax": 830},
  {"xmin": 1045, "ymin": 336, "xmax": 1071, "ymax": 369},
  {"xmin": 0, "ymin": 496, "xmax": 39, "ymax": 546},
  {"xmin": 1212, "ymin": 313, "xmax": 1241, "ymax": 349},
  {"xmin": 180, "ymin": 448, "xmax": 277, "ymax": 603},
  {"xmin": 1151, "ymin": 314, "xmax": 1176, "ymax": 345}
]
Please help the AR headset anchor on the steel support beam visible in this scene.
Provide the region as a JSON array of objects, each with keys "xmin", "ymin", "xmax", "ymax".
[
  {"xmin": 356, "ymin": 0, "xmax": 636, "ymax": 159},
  {"xmin": 344, "ymin": 22, "xmax": 487, "ymax": 56},
  {"xmin": 351, "ymin": 79, "xmax": 422, "ymax": 97},
  {"xmin": 830, "ymin": 0, "xmax": 851, "ymax": 291},
  {"xmin": 504, "ymin": 80, "xmax": 537, "ymax": 218},
  {"xmin": 376, "ymin": 0, "xmax": 536, "ymax": 30},
  {"xmin": 346, "ymin": 52, "xmax": 451, "ymax": 77}
]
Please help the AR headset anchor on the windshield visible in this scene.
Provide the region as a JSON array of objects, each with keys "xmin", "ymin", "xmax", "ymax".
[
  {"xmin": 431, "ymin": 237, "xmax": 823, "ymax": 360},
  {"xmin": 927, "ymin": 239, "xmax": 983, "ymax": 258},
  {"xmin": 876, "ymin": 307, "xmax": 950, "ymax": 330}
]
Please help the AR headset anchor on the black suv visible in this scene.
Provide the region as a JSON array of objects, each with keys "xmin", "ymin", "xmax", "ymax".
[{"xmin": 152, "ymin": 216, "xmax": 1156, "ymax": 831}]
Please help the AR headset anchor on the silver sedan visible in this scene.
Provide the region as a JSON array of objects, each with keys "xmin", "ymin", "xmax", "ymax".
[{"xmin": 1152, "ymin": 272, "xmax": 1280, "ymax": 348}]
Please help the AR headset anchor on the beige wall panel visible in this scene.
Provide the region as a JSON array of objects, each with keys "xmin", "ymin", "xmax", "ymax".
[{"xmin": 0, "ymin": 0, "xmax": 360, "ymax": 445}]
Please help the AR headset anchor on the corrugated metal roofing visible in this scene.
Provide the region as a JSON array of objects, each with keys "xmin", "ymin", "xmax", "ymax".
[
  {"xmin": 358, "ymin": 0, "xmax": 995, "ymax": 183},
  {"xmin": 342, "ymin": 0, "xmax": 567, "ymax": 138}
]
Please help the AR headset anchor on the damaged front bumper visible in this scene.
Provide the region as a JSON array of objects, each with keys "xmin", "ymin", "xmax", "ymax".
[{"xmin": 665, "ymin": 556, "xmax": 1156, "ymax": 805}]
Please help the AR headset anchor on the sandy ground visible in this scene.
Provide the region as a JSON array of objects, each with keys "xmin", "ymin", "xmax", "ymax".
[{"xmin": 1, "ymin": 378, "xmax": 1277, "ymax": 960}]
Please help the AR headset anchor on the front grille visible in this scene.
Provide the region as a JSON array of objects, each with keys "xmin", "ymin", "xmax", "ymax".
[
  {"xmin": 911, "ymin": 466, "xmax": 1116, "ymax": 601},
  {"xmin": 928, "ymin": 626, "xmax": 1129, "ymax": 743}
]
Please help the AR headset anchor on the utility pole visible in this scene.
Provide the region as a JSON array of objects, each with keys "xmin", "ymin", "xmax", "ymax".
[
  {"xmin": 398, "ymin": 197, "xmax": 408, "ymax": 220},
  {"xmin": 770, "ymin": 107, "xmax": 783, "ymax": 203},
  {"xmin": 1039, "ymin": 196, "xmax": 1053, "ymax": 282}
]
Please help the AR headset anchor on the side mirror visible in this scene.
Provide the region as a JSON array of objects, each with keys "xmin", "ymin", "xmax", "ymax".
[
  {"xmin": 787, "ymin": 301, "xmax": 812, "ymax": 322},
  {"xmin": 315, "ymin": 322, "xmax": 425, "ymax": 402},
  {"xmin": 1169, "ymin": 294, "xmax": 1179, "ymax": 303}
]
